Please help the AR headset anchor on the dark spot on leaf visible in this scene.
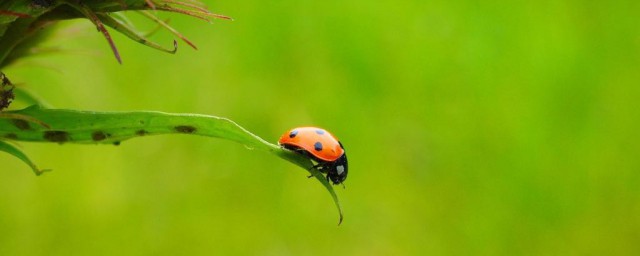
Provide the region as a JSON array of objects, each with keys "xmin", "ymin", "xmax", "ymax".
[
  {"xmin": 12, "ymin": 119, "xmax": 31, "ymax": 130},
  {"xmin": 314, "ymin": 142, "xmax": 323, "ymax": 151},
  {"xmin": 4, "ymin": 133, "xmax": 17, "ymax": 139},
  {"xmin": 43, "ymin": 131, "xmax": 69, "ymax": 143},
  {"xmin": 92, "ymin": 131, "xmax": 108, "ymax": 141},
  {"xmin": 136, "ymin": 130, "xmax": 148, "ymax": 136},
  {"xmin": 113, "ymin": 141, "xmax": 121, "ymax": 146},
  {"xmin": 175, "ymin": 125, "xmax": 196, "ymax": 134},
  {"xmin": 289, "ymin": 130, "xmax": 298, "ymax": 138}
]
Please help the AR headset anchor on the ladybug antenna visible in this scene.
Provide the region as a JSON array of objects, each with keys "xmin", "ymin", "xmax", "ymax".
[{"xmin": 341, "ymin": 183, "xmax": 346, "ymax": 189}]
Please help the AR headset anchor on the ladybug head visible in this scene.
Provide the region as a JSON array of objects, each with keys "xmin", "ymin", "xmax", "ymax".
[{"xmin": 327, "ymin": 153, "xmax": 348, "ymax": 185}]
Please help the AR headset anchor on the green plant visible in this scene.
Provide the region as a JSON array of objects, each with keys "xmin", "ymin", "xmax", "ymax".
[{"xmin": 0, "ymin": 0, "xmax": 343, "ymax": 224}]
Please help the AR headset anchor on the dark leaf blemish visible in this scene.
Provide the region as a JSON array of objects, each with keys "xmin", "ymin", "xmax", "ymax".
[
  {"xmin": 136, "ymin": 130, "xmax": 149, "ymax": 136},
  {"xmin": 43, "ymin": 131, "xmax": 69, "ymax": 143},
  {"xmin": 113, "ymin": 141, "xmax": 121, "ymax": 146},
  {"xmin": 12, "ymin": 119, "xmax": 31, "ymax": 130},
  {"xmin": 4, "ymin": 133, "xmax": 17, "ymax": 139},
  {"xmin": 175, "ymin": 125, "xmax": 197, "ymax": 134},
  {"xmin": 92, "ymin": 131, "xmax": 109, "ymax": 141}
]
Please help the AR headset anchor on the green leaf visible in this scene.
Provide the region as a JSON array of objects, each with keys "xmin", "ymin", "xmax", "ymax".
[
  {"xmin": 0, "ymin": 105, "xmax": 343, "ymax": 223},
  {"xmin": 0, "ymin": 140, "xmax": 51, "ymax": 176}
]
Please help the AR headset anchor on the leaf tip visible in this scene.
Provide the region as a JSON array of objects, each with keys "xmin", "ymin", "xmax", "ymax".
[
  {"xmin": 35, "ymin": 169, "xmax": 53, "ymax": 176},
  {"xmin": 172, "ymin": 40, "xmax": 178, "ymax": 53}
]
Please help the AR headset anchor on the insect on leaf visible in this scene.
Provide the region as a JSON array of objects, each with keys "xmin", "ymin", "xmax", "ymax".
[{"xmin": 0, "ymin": 105, "xmax": 344, "ymax": 223}]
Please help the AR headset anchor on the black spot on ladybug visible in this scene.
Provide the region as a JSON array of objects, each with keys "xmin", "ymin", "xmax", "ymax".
[
  {"xmin": 289, "ymin": 130, "xmax": 298, "ymax": 138},
  {"xmin": 4, "ymin": 133, "xmax": 17, "ymax": 139},
  {"xmin": 314, "ymin": 142, "xmax": 323, "ymax": 151},
  {"xmin": 315, "ymin": 129, "xmax": 325, "ymax": 135},
  {"xmin": 12, "ymin": 119, "xmax": 31, "ymax": 130},
  {"xmin": 175, "ymin": 125, "xmax": 196, "ymax": 134},
  {"xmin": 92, "ymin": 131, "xmax": 108, "ymax": 141},
  {"xmin": 136, "ymin": 129, "xmax": 148, "ymax": 136},
  {"xmin": 43, "ymin": 131, "xmax": 69, "ymax": 143}
]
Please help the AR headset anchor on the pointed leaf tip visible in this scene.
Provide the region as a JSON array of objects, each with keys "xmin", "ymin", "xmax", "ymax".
[
  {"xmin": 0, "ymin": 141, "xmax": 50, "ymax": 176},
  {"xmin": 310, "ymin": 167, "xmax": 344, "ymax": 225}
]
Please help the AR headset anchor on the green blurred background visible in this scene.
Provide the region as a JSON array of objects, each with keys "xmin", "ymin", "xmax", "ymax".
[{"xmin": 2, "ymin": 0, "xmax": 640, "ymax": 255}]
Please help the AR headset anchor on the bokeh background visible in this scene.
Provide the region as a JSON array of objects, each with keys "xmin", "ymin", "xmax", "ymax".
[{"xmin": 2, "ymin": 0, "xmax": 640, "ymax": 255}]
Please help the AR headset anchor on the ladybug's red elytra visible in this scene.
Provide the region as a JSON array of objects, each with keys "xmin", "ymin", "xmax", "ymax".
[{"xmin": 278, "ymin": 127, "xmax": 348, "ymax": 185}]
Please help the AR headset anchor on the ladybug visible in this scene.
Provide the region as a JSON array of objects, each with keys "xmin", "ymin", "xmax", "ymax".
[{"xmin": 278, "ymin": 127, "xmax": 348, "ymax": 185}]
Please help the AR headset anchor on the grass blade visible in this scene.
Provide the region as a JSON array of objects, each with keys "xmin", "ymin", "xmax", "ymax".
[
  {"xmin": 0, "ymin": 105, "xmax": 343, "ymax": 223},
  {"xmin": 0, "ymin": 140, "xmax": 51, "ymax": 176}
]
